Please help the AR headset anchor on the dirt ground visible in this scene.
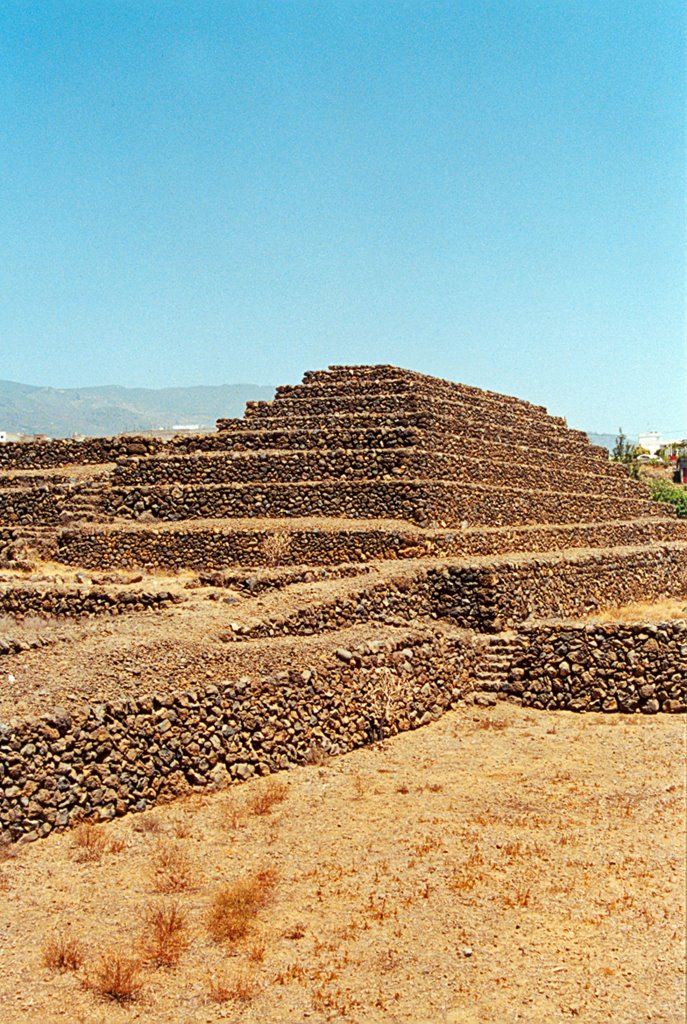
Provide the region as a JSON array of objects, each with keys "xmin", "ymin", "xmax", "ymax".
[{"xmin": 0, "ymin": 700, "xmax": 684, "ymax": 1024}]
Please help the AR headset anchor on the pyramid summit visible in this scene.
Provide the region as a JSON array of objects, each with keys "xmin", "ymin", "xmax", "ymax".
[
  {"xmin": 0, "ymin": 362, "xmax": 683, "ymax": 560},
  {"xmin": 214, "ymin": 363, "xmax": 665, "ymax": 531},
  {"xmin": 0, "ymin": 364, "xmax": 685, "ymax": 840}
]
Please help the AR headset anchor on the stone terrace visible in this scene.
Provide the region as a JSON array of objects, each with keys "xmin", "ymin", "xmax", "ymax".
[{"xmin": 0, "ymin": 364, "xmax": 685, "ymax": 840}]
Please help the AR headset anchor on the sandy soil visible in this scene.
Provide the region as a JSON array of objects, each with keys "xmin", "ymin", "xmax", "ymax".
[{"xmin": 0, "ymin": 701, "xmax": 684, "ymax": 1024}]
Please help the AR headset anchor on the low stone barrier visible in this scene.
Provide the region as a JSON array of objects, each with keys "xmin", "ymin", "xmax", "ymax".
[
  {"xmin": 210, "ymin": 547, "xmax": 687, "ymax": 641},
  {"xmin": 424, "ymin": 546, "xmax": 687, "ymax": 630},
  {"xmin": 108, "ymin": 446, "xmax": 638, "ymax": 499},
  {"xmin": 0, "ymin": 436, "xmax": 167, "ymax": 472},
  {"xmin": 53, "ymin": 519, "xmax": 687, "ymax": 571},
  {"xmin": 54, "ymin": 524, "xmax": 418, "ymax": 570},
  {"xmin": 101, "ymin": 478, "xmax": 658, "ymax": 529},
  {"xmin": 199, "ymin": 562, "xmax": 372, "ymax": 595},
  {"xmin": 0, "ymin": 587, "xmax": 181, "ymax": 619},
  {"xmin": 0, "ymin": 633, "xmax": 473, "ymax": 840},
  {"xmin": 494, "ymin": 621, "xmax": 687, "ymax": 713}
]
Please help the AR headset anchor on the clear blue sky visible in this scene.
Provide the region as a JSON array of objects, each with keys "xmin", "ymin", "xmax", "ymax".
[{"xmin": 1, "ymin": 1, "xmax": 684, "ymax": 435}]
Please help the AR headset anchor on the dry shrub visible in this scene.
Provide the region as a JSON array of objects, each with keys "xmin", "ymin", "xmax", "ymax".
[
  {"xmin": 261, "ymin": 527, "xmax": 292, "ymax": 567},
  {"xmin": 207, "ymin": 868, "xmax": 278, "ymax": 944},
  {"xmin": 248, "ymin": 939, "xmax": 266, "ymax": 962},
  {"xmin": 72, "ymin": 823, "xmax": 108, "ymax": 863},
  {"xmin": 83, "ymin": 952, "xmax": 144, "ymax": 1003},
  {"xmin": 366, "ymin": 667, "xmax": 412, "ymax": 740},
  {"xmin": 221, "ymin": 799, "xmax": 246, "ymax": 830},
  {"xmin": 248, "ymin": 777, "xmax": 288, "ymax": 816},
  {"xmin": 149, "ymin": 841, "xmax": 197, "ymax": 893},
  {"xmin": 42, "ymin": 933, "xmax": 85, "ymax": 973},
  {"xmin": 133, "ymin": 813, "xmax": 163, "ymax": 835},
  {"xmin": 207, "ymin": 970, "xmax": 257, "ymax": 1004},
  {"xmin": 304, "ymin": 742, "xmax": 330, "ymax": 767},
  {"xmin": 474, "ymin": 716, "xmax": 509, "ymax": 731},
  {"xmin": 0, "ymin": 837, "xmax": 16, "ymax": 862},
  {"xmin": 139, "ymin": 901, "xmax": 188, "ymax": 968}
]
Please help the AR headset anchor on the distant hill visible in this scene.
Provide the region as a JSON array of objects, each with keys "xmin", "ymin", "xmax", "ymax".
[
  {"xmin": 586, "ymin": 433, "xmax": 619, "ymax": 453},
  {"xmin": 0, "ymin": 378, "xmax": 635, "ymax": 447},
  {"xmin": 0, "ymin": 381, "xmax": 275, "ymax": 438}
]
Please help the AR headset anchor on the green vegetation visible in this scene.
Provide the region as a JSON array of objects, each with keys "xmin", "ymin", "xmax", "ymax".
[
  {"xmin": 649, "ymin": 479, "xmax": 687, "ymax": 518},
  {"xmin": 611, "ymin": 429, "xmax": 640, "ymax": 479}
]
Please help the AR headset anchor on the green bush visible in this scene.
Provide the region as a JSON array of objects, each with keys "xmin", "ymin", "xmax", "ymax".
[
  {"xmin": 611, "ymin": 429, "xmax": 639, "ymax": 479},
  {"xmin": 649, "ymin": 479, "xmax": 687, "ymax": 518}
]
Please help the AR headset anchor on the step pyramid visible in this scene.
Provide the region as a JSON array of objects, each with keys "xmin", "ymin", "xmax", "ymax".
[
  {"xmin": 1, "ymin": 365, "xmax": 685, "ymax": 844},
  {"xmin": 101, "ymin": 363, "xmax": 670, "ymax": 531}
]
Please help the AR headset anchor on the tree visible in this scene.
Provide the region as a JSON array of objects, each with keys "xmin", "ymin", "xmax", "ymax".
[{"xmin": 611, "ymin": 428, "xmax": 639, "ymax": 479}]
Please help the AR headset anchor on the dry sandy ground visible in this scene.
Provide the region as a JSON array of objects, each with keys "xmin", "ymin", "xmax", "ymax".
[{"xmin": 0, "ymin": 701, "xmax": 684, "ymax": 1024}]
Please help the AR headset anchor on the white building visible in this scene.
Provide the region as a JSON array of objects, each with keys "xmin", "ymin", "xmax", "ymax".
[{"xmin": 638, "ymin": 431, "xmax": 662, "ymax": 456}]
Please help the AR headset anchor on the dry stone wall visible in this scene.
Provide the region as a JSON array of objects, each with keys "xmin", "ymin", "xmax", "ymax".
[
  {"xmin": 108, "ymin": 446, "xmax": 640, "ymax": 499},
  {"xmin": 425, "ymin": 547, "xmax": 687, "ymax": 631},
  {"xmin": 491, "ymin": 621, "xmax": 687, "ymax": 713},
  {"xmin": 53, "ymin": 518, "xmax": 687, "ymax": 572},
  {"xmin": 0, "ymin": 489, "xmax": 65, "ymax": 526},
  {"xmin": 100, "ymin": 478, "xmax": 663, "ymax": 529},
  {"xmin": 220, "ymin": 408, "xmax": 595, "ymax": 456},
  {"xmin": 218, "ymin": 546, "xmax": 687, "ymax": 639},
  {"xmin": 0, "ymin": 633, "xmax": 473, "ymax": 840},
  {"xmin": 0, "ymin": 436, "xmax": 168, "ymax": 472},
  {"xmin": 0, "ymin": 586, "xmax": 181, "ymax": 620},
  {"xmin": 102, "ymin": 479, "xmax": 456, "ymax": 525}
]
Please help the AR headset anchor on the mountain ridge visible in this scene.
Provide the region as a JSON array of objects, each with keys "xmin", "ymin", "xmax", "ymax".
[
  {"xmin": 0, "ymin": 378, "xmax": 628, "ymax": 446},
  {"xmin": 0, "ymin": 380, "xmax": 276, "ymax": 437}
]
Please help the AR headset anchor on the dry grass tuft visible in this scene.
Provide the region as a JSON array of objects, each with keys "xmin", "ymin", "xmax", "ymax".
[
  {"xmin": 149, "ymin": 841, "xmax": 197, "ymax": 893},
  {"xmin": 72, "ymin": 823, "xmax": 108, "ymax": 863},
  {"xmin": 503, "ymin": 885, "xmax": 532, "ymax": 908},
  {"xmin": 133, "ymin": 813, "xmax": 163, "ymax": 835},
  {"xmin": 249, "ymin": 777, "xmax": 289, "ymax": 816},
  {"xmin": 172, "ymin": 818, "xmax": 191, "ymax": 839},
  {"xmin": 474, "ymin": 715, "xmax": 509, "ymax": 731},
  {"xmin": 351, "ymin": 775, "xmax": 366, "ymax": 800},
  {"xmin": 139, "ymin": 901, "xmax": 188, "ymax": 968},
  {"xmin": 207, "ymin": 867, "xmax": 278, "ymax": 944},
  {"xmin": 222, "ymin": 800, "xmax": 246, "ymax": 830},
  {"xmin": 591, "ymin": 597, "xmax": 687, "ymax": 624},
  {"xmin": 304, "ymin": 742, "xmax": 330, "ymax": 766},
  {"xmin": 248, "ymin": 938, "xmax": 267, "ymax": 962},
  {"xmin": 42, "ymin": 933, "xmax": 85, "ymax": 973},
  {"xmin": 83, "ymin": 951, "xmax": 144, "ymax": 1003},
  {"xmin": 206, "ymin": 973, "xmax": 232, "ymax": 1004},
  {"xmin": 0, "ymin": 837, "xmax": 16, "ymax": 862},
  {"xmin": 207, "ymin": 970, "xmax": 257, "ymax": 1004},
  {"xmin": 260, "ymin": 527, "xmax": 292, "ymax": 567}
]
